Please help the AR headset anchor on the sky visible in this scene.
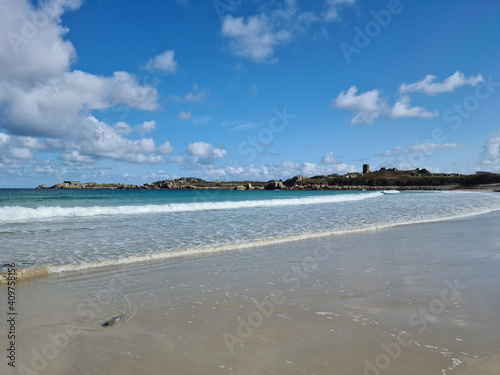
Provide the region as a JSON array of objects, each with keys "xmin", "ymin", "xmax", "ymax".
[{"xmin": 0, "ymin": 0, "xmax": 499, "ymax": 188}]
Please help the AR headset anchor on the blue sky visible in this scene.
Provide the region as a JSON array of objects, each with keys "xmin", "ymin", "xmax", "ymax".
[{"xmin": 0, "ymin": 0, "xmax": 499, "ymax": 187}]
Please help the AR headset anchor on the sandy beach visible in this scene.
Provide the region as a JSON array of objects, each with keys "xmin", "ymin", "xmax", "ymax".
[{"xmin": 2, "ymin": 211, "xmax": 500, "ymax": 375}]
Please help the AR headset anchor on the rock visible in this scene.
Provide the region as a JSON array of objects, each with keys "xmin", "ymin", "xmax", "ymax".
[
  {"xmin": 265, "ymin": 180, "xmax": 285, "ymax": 190},
  {"xmin": 36, "ymin": 185, "xmax": 47, "ymax": 189},
  {"xmin": 235, "ymin": 185, "xmax": 245, "ymax": 190},
  {"xmin": 246, "ymin": 183, "xmax": 254, "ymax": 190},
  {"xmin": 284, "ymin": 175, "xmax": 307, "ymax": 187}
]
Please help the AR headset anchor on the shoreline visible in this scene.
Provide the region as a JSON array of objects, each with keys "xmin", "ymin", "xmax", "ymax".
[{"xmin": 2, "ymin": 211, "xmax": 500, "ymax": 374}]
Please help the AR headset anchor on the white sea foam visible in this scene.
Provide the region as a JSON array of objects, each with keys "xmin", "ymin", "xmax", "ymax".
[
  {"xmin": 39, "ymin": 204, "xmax": 500, "ymax": 275},
  {"xmin": 382, "ymin": 190, "xmax": 400, "ymax": 194},
  {"xmin": 0, "ymin": 192, "xmax": 383, "ymax": 222}
]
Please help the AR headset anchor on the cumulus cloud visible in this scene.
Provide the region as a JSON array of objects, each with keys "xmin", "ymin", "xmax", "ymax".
[
  {"xmin": 0, "ymin": 0, "xmax": 170, "ymax": 177},
  {"xmin": 135, "ymin": 120, "xmax": 156, "ymax": 136},
  {"xmin": 60, "ymin": 150, "xmax": 94, "ymax": 164},
  {"xmin": 399, "ymin": 71, "xmax": 484, "ymax": 96},
  {"xmin": 2, "ymin": 69, "xmax": 159, "ymax": 137},
  {"xmin": 321, "ymin": 151, "xmax": 337, "ymax": 164},
  {"xmin": 74, "ymin": 117, "xmax": 172, "ymax": 164},
  {"xmin": 187, "ymin": 141, "xmax": 226, "ymax": 163},
  {"xmin": 221, "ymin": 14, "xmax": 291, "ymax": 63},
  {"xmin": 389, "ymin": 95, "xmax": 438, "ymax": 119},
  {"xmin": 0, "ymin": 0, "xmax": 80, "ymax": 83},
  {"xmin": 220, "ymin": 1, "xmax": 354, "ymax": 63},
  {"xmin": 331, "ymin": 86, "xmax": 385, "ymax": 125},
  {"xmin": 144, "ymin": 50, "xmax": 178, "ymax": 74},
  {"xmin": 0, "ymin": 0, "xmax": 159, "ymax": 139},
  {"xmin": 479, "ymin": 129, "xmax": 500, "ymax": 166}
]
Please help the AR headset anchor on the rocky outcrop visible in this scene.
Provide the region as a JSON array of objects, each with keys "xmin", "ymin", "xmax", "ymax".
[
  {"xmin": 50, "ymin": 181, "xmax": 83, "ymax": 189},
  {"xmin": 284, "ymin": 175, "xmax": 307, "ymax": 187},
  {"xmin": 264, "ymin": 180, "xmax": 285, "ymax": 190}
]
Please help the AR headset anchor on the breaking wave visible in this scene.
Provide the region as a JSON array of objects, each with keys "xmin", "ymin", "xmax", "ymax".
[{"xmin": 0, "ymin": 192, "xmax": 384, "ymax": 222}]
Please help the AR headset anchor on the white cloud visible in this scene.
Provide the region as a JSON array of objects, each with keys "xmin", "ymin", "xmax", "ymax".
[
  {"xmin": 0, "ymin": 133, "xmax": 10, "ymax": 147},
  {"xmin": 300, "ymin": 162, "xmax": 355, "ymax": 176},
  {"xmin": 0, "ymin": 1, "xmax": 159, "ymax": 139},
  {"xmin": 10, "ymin": 147, "xmax": 33, "ymax": 160},
  {"xmin": 60, "ymin": 150, "xmax": 94, "ymax": 164},
  {"xmin": 1, "ymin": 69, "xmax": 159, "ymax": 137},
  {"xmin": 178, "ymin": 111, "xmax": 193, "ymax": 120},
  {"xmin": 187, "ymin": 141, "xmax": 226, "ymax": 160},
  {"xmin": 479, "ymin": 129, "xmax": 500, "ymax": 166},
  {"xmin": 321, "ymin": 151, "xmax": 337, "ymax": 164},
  {"xmin": 221, "ymin": 14, "xmax": 291, "ymax": 63},
  {"xmin": 331, "ymin": 86, "xmax": 384, "ymax": 125},
  {"xmin": 135, "ymin": 120, "xmax": 156, "ymax": 136},
  {"xmin": 0, "ymin": 0, "xmax": 80, "ymax": 83},
  {"xmin": 219, "ymin": 2, "xmax": 354, "ymax": 63},
  {"xmin": 399, "ymin": 71, "xmax": 484, "ymax": 96},
  {"xmin": 158, "ymin": 141, "xmax": 174, "ymax": 155},
  {"xmin": 144, "ymin": 50, "xmax": 177, "ymax": 74},
  {"xmin": 389, "ymin": 95, "xmax": 438, "ymax": 119},
  {"xmin": 324, "ymin": 0, "xmax": 356, "ymax": 21},
  {"xmin": 73, "ymin": 117, "xmax": 172, "ymax": 164},
  {"xmin": 281, "ymin": 160, "xmax": 301, "ymax": 170}
]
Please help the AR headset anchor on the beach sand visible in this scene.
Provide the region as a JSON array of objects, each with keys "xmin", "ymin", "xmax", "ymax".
[{"xmin": 1, "ymin": 211, "xmax": 499, "ymax": 374}]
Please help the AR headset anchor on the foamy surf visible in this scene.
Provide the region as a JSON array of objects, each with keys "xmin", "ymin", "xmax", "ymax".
[
  {"xmin": 0, "ymin": 192, "xmax": 383, "ymax": 222},
  {"xmin": 4, "ymin": 202, "xmax": 497, "ymax": 280},
  {"xmin": 382, "ymin": 190, "xmax": 400, "ymax": 194}
]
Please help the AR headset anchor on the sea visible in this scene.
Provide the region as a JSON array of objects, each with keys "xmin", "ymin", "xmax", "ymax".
[{"xmin": 1, "ymin": 188, "xmax": 500, "ymax": 278}]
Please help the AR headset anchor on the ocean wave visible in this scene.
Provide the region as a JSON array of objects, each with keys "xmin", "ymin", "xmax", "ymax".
[
  {"xmin": 0, "ymin": 192, "xmax": 383, "ymax": 222},
  {"xmin": 5, "ymin": 203, "xmax": 499, "ymax": 278},
  {"xmin": 382, "ymin": 190, "xmax": 400, "ymax": 194}
]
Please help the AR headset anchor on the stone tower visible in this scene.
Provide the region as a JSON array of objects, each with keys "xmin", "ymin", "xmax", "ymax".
[{"xmin": 363, "ymin": 164, "xmax": 370, "ymax": 174}]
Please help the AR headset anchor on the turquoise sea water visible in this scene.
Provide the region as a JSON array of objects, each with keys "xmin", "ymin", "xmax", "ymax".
[{"xmin": 1, "ymin": 189, "xmax": 500, "ymax": 275}]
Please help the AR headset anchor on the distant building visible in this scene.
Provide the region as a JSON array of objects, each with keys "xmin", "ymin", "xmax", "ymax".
[{"xmin": 363, "ymin": 164, "xmax": 370, "ymax": 174}]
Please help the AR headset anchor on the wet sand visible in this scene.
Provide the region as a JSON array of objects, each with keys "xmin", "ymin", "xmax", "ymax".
[{"xmin": 1, "ymin": 211, "xmax": 500, "ymax": 374}]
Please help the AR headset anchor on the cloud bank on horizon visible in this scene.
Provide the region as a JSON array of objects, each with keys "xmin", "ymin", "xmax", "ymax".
[{"xmin": 0, "ymin": 0, "xmax": 499, "ymax": 187}]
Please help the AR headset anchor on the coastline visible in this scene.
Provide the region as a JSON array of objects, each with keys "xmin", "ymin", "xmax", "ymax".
[
  {"xmin": 34, "ymin": 170, "xmax": 500, "ymax": 192},
  {"xmin": 2, "ymin": 210, "xmax": 499, "ymax": 374}
]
